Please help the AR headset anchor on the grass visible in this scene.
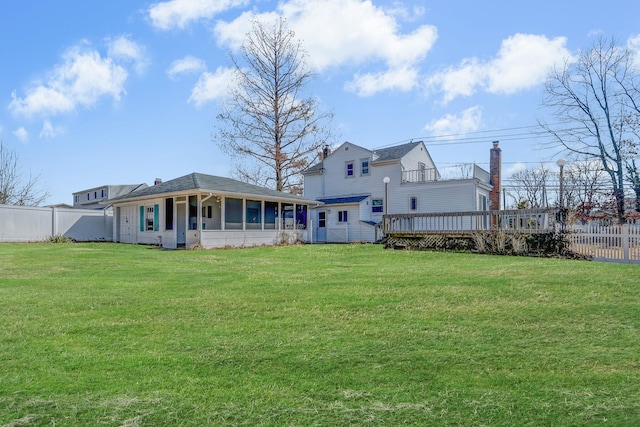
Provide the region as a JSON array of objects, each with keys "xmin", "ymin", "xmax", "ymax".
[{"xmin": 0, "ymin": 242, "xmax": 639, "ymax": 426}]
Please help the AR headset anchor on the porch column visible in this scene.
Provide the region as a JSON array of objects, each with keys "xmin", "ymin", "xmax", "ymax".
[
  {"xmin": 221, "ymin": 196, "xmax": 226, "ymax": 231},
  {"xmin": 242, "ymin": 198, "xmax": 246, "ymax": 231}
]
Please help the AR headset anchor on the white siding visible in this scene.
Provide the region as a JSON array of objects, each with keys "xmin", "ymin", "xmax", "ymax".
[{"xmin": 400, "ymin": 144, "xmax": 437, "ymax": 172}]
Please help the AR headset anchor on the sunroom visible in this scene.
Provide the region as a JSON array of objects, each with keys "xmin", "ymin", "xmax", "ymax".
[{"xmin": 107, "ymin": 173, "xmax": 319, "ymax": 249}]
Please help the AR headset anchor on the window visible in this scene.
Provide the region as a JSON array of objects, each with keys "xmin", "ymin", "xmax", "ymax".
[
  {"xmin": 87, "ymin": 193, "xmax": 90, "ymax": 200},
  {"xmin": 146, "ymin": 206, "xmax": 155, "ymax": 231},
  {"xmin": 246, "ymin": 200, "xmax": 262, "ymax": 230},
  {"xmin": 188, "ymin": 195, "xmax": 198, "ymax": 230},
  {"xmin": 165, "ymin": 198, "xmax": 174, "ymax": 230},
  {"xmin": 74, "ymin": 195, "xmax": 79, "ymax": 203},
  {"xmin": 225, "ymin": 197, "xmax": 243, "ymax": 230},
  {"xmin": 338, "ymin": 210, "xmax": 348, "ymax": 222},
  {"xmin": 94, "ymin": 191, "xmax": 97, "ymax": 199},
  {"xmin": 410, "ymin": 196, "xmax": 417, "ymax": 211},
  {"xmin": 418, "ymin": 162, "xmax": 426, "ymax": 182},
  {"xmin": 361, "ymin": 159, "xmax": 370, "ymax": 175},
  {"xmin": 296, "ymin": 205, "xmax": 307, "ymax": 229},
  {"xmin": 318, "ymin": 211, "xmax": 326, "ymax": 228},
  {"xmin": 140, "ymin": 205, "xmax": 159, "ymax": 232},
  {"xmin": 346, "ymin": 161, "xmax": 354, "ymax": 177},
  {"xmin": 264, "ymin": 201, "xmax": 278, "ymax": 229},
  {"xmin": 372, "ymin": 199, "xmax": 383, "ymax": 213},
  {"xmin": 101, "ymin": 189, "xmax": 106, "ymax": 198}
]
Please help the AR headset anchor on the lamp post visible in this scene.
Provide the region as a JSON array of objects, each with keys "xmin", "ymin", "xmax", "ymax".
[
  {"xmin": 383, "ymin": 177, "xmax": 390, "ymax": 216},
  {"xmin": 556, "ymin": 159, "xmax": 566, "ymax": 208}
]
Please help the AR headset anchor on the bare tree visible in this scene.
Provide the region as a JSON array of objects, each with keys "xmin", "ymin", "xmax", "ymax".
[
  {"xmin": 507, "ymin": 165, "xmax": 552, "ymax": 208},
  {"xmin": 214, "ymin": 16, "xmax": 335, "ymax": 193},
  {"xmin": 562, "ymin": 157, "xmax": 612, "ymax": 218},
  {"xmin": 0, "ymin": 141, "xmax": 49, "ymax": 206},
  {"xmin": 539, "ymin": 37, "xmax": 640, "ymax": 223}
]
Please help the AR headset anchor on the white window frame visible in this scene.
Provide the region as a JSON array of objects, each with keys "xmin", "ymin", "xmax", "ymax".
[
  {"xmin": 345, "ymin": 161, "xmax": 355, "ymax": 178},
  {"xmin": 360, "ymin": 158, "xmax": 370, "ymax": 176}
]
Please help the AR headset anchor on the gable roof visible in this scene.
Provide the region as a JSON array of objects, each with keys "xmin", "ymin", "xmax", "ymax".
[
  {"xmin": 107, "ymin": 172, "xmax": 319, "ymax": 205},
  {"xmin": 372, "ymin": 141, "xmax": 422, "ymax": 163},
  {"xmin": 303, "ymin": 140, "xmax": 426, "ymax": 174}
]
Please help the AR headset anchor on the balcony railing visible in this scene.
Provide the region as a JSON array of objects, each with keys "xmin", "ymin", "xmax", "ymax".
[{"xmin": 401, "ymin": 168, "xmax": 438, "ymax": 183}]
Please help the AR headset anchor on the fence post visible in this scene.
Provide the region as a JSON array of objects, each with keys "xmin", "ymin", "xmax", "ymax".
[{"xmin": 623, "ymin": 224, "xmax": 630, "ymax": 262}]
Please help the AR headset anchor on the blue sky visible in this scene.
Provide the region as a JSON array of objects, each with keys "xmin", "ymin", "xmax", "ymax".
[{"xmin": 1, "ymin": 0, "xmax": 639, "ymax": 204}]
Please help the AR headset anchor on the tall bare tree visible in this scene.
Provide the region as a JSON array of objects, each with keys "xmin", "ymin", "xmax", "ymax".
[
  {"xmin": 0, "ymin": 141, "xmax": 49, "ymax": 206},
  {"xmin": 539, "ymin": 37, "xmax": 640, "ymax": 223},
  {"xmin": 214, "ymin": 17, "xmax": 335, "ymax": 194}
]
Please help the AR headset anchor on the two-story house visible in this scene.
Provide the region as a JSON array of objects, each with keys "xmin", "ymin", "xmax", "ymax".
[
  {"xmin": 73, "ymin": 183, "xmax": 148, "ymax": 210},
  {"xmin": 302, "ymin": 140, "xmax": 496, "ymax": 243}
]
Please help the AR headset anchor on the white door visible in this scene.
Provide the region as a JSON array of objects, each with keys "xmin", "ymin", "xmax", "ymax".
[
  {"xmin": 119, "ymin": 205, "xmax": 136, "ymax": 244},
  {"xmin": 317, "ymin": 211, "xmax": 327, "ymax": 242}
]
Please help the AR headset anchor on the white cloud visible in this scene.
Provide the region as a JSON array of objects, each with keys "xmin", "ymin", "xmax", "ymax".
[
  {"xmin": 346, "ymin": 66, "xmax": 419, "ymax": 97},
  {"xmin": 39, "ymin": 120, "xmax": 62, "ymax": 139},
  {"xmin": 506, "ymin": 162, "xmax": 527, "ymax": 177},
  {"xmin": 167, "ymin": 56, "xmax": 207, "ymax": 80},
  {"xmin": 428, "ymin": 34, "xmax": 572, "ymax": 103},
  {"xmin": 9, "ymin": 43, "xmax": 128, "ymax": 117},
  {"xmin": 13, "ymin": 127, "xmax": 28, "ymax": 143},
  {"xmin": 107, "ymin": 35, "xmax": 148, "ymax": 74},
  {"xmin": 487, "ymin": 34, "xmax": 571, "ymax": 94},
  {"xmin": 188, "ymin": 67, "xmax": 236, "ymax": 106},
  {"xmin": 148, "ymin": 0, "xmax": 248, "ymax": 30},
  {"xmin": 214, "ymin": 0, "xmax": 438, "ymax": 96},
  {"xmin": 424, "ymin": 106, "xmax": 483, "ymax": 136},
  {"xmin": 628, "ymin": 34, "xmax": 640, "ymax": 68}
]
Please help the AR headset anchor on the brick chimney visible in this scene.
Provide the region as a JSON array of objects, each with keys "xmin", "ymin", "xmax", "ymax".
[
  {"xmin": 322, "ymin": 144, "xmax": 331, "ymax": 160},
  {"xmin": 154, "ymin": 178, "xmax": 163, "ymax": 185},
  {"xmin": 489, "ymin": 141, "xmax": 501, "ymax": 210}
]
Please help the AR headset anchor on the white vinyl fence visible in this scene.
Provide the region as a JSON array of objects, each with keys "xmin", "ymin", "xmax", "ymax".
[
  {"xmin": 0, "ymin": 204, "xmax": 113, "ymax": 242},
  {"xmin": 568, "ymin": 224, "xmax": 640, "ymax": 263}
]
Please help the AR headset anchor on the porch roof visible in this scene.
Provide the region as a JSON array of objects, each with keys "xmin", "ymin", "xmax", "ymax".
[
  {"xmin": 107, "ymin": 172, "xmax": 319, "ymax": 205},
  {"xmin": 317, "ymin": 195, "xmax": 369, "ymax": 205}
]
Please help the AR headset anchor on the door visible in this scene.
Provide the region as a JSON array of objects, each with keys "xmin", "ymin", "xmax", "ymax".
[
  {"xmin": 317, "ymin": 211, "xmax": 327, "ymax": 242},
  {"xmin": 119, "ymin": 205, "xmax": 136, "ymax": 244},
  {"xmin": 177, "ymin": 202, "xmax": 186, "ymax": 247}
]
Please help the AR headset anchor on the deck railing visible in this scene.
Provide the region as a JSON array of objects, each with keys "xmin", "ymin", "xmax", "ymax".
[
  {"xmin": 401, "ymin": 168, "xmax": 438, "ymax": 183},
  {"xmin": 382, "ymin": 208, "xmax": 556, "ymax": 235}
]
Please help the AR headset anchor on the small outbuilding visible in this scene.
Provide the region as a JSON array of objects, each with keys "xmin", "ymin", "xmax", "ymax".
[{"xmin": 107, "ymin": 172, "xmax": 320, "ymax": 249}]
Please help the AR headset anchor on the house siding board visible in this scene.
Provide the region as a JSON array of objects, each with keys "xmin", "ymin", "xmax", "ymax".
[{"xmin": 400, "ymin": 144, "xmax": 437, "ymax": 173}]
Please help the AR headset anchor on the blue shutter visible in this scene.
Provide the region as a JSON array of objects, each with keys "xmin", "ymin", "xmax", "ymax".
[
  {"xmin": 139, "ymin": 206, "xmax": 144, "ymax": 232},
  {"xmin": 153, "ymin": 204, "xmax": 159, "ymax": 231}
]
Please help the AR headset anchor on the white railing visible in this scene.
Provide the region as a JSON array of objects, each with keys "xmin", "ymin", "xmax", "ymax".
[
  {"xmin": 401, "ymin": 168, "xmax": 438, "ymax": 183},
  {"xmin": 382, "ymin": 209, "xmax": 555, "ymax": 235}
]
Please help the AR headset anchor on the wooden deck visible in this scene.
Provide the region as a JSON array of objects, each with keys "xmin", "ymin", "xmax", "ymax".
[{"xmin": 382, "ymin": 208, "xmax": 557, "ymax": 237}]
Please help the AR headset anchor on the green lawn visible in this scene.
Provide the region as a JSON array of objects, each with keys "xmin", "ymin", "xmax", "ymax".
[{"xmin": 1, "ymin": 242, "xmax": 639, "ymax": 426}]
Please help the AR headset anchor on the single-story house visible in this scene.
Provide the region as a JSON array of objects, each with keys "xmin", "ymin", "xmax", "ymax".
[{"xmin": 107, "ymin": 172, "xmax": 320, "ymax": 249}]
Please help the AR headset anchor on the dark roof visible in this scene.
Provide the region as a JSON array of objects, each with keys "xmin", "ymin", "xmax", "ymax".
[
  {"xmin": 107, "ymin": 172, "xmax": 318, "ymax": 204},
  {"xmin": 303, "ymin": 162, "xmax": 324, "ymax": 174},
  {"xmin": 317, "ymin": 195, "xmax": 369, "ymax": 205},
  {"xmin": 372, "ymin": 141, "xmax": 421, "ymax": 163}
]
